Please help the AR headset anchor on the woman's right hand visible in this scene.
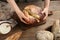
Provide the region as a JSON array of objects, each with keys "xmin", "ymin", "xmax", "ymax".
[
  {"xmin": 7, "ymin": 0, "xmax": 32, "ymax": 24},
  {"xmin": 19, "ymin": 14, "xmax": 30, "ymax": 24},
  {"xmin": 19, "ymin": 13, "xmax": 35, "ymax": 24},
  {"xmin": 7, "ymin": 0, "xmax": 36, "ymax": 24}
]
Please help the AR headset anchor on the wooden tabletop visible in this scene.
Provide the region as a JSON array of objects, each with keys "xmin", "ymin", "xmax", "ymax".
[
  {"xmin": 19, "ymin": 1, "xmax": 60, "ymax": 40},
  {"xmin": 0, "ymin": 1, "xmax": 60, "ymax": 40}
]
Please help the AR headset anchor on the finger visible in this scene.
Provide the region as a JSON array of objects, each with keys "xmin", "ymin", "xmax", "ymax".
[
  {"xmin": 20, "ymin": 18, "xmax": 29, "ymax": 24},
  {"xmin": 41, "ymin": 10, "xmax": 45, "ymax": 14},
  {"xmin": 43, "ymin": 13, "xmax": 48, "ymax": 20},
  {"xmin": 19, "ymin": 16, "xmax": 28, "ymax": 24}
]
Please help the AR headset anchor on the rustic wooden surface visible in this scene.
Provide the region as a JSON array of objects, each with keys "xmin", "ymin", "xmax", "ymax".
[
  {"xmin": 19, "ymin": 1, "xmax": 60, "ymax": 40},
  {"xmin": 0, "ymin": 1, "xmax": 60, "ymax": 40}
]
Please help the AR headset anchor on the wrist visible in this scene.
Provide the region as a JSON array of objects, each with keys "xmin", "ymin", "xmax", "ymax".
[
  {"xmin": 44, "ymin": 7, "xmax": 49, "ymax": 11},
  {"xmin": 45, "ymin": 6, "xmax": 49, "ymax": 9}
]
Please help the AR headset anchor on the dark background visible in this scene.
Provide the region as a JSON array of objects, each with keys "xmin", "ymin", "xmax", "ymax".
[{"xmin": 42, "ymin": 0, "xmax": 60, "ymax": 1}]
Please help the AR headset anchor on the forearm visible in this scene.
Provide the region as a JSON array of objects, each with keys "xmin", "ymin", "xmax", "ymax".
[
  {"xmin": 44, "ymin": 0, "xmax": 50, "ymax": 8},
  {"xmin": 7, "ymin": 0, "xmax": 25, "ymax": 17}
]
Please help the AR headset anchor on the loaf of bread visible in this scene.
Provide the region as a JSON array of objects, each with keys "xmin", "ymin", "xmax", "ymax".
[{"xmin": 23, "ymin": 5, "xmax": 45, "ymax": 24}]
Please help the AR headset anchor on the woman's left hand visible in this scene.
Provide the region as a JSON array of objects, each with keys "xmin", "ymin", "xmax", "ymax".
[{"xmin": 42, "ymin": 8, "xmax": 49, "ymax": 20}]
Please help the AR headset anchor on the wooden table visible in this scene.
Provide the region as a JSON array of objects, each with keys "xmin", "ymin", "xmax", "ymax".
[
  {"xmin": 0, "ymin": 1, "xmax": 60, "ymax": 40},
  {"xmin": 19, "ymin": 1, "xmax": 60, "ymax": 40}
]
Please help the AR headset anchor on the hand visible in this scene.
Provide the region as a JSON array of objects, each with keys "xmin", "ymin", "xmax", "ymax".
[
  {"xmin": 19, "ymin": 15, "xmax": 30, "ymax": 24},
  {"xmin": 19, "ymin": 13, "xmax": 35, "ymax": 24},
  {"xmin": 42, "ymin": 8, "xmax": 49, "ymax": 20}
]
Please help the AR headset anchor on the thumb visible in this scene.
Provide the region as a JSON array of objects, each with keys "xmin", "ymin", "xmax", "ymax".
[
  {"xmin": 43, "ymin": 13, "xmax": 48, "ymax": 20},
  {"xmin": 41, "ymin": 10, "xmax": 45, "ymax": 14}
]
